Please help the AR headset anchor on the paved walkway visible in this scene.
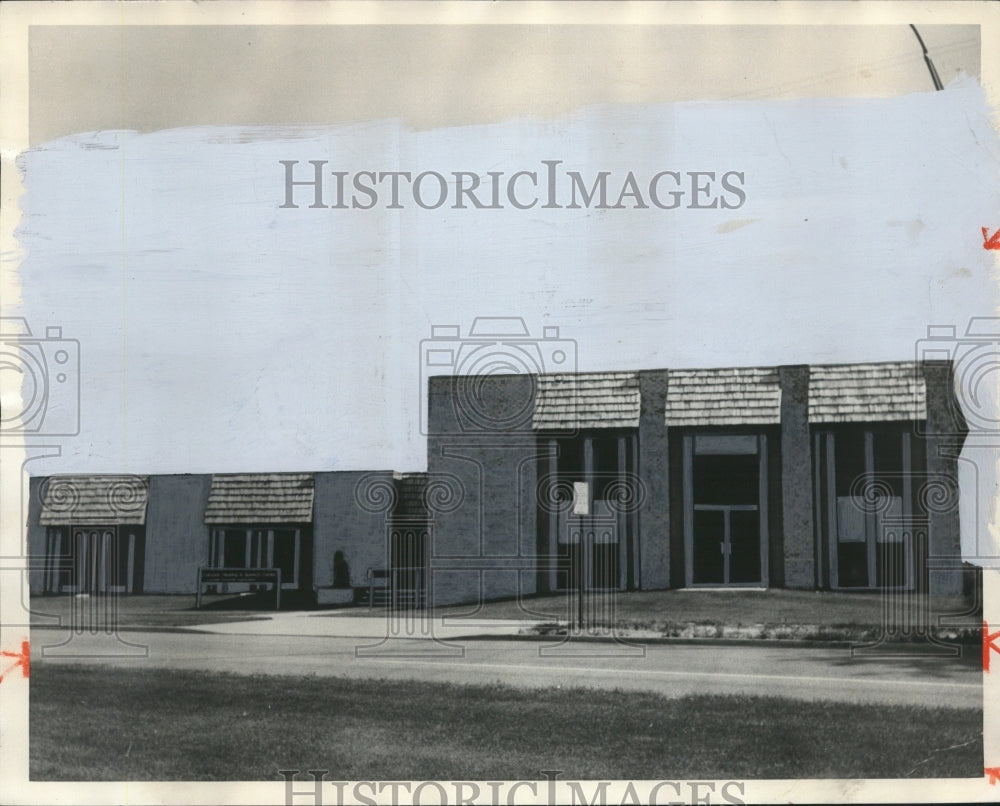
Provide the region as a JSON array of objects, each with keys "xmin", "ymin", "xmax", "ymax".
[{"xmin": 182, "ymin": 609, "xmax": 544, "ymax": 639}]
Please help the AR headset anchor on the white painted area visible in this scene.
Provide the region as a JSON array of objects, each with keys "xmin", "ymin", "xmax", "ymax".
[{"xmin": 10, "ymin": 79, "xmax": 1000, "ymax": 564}]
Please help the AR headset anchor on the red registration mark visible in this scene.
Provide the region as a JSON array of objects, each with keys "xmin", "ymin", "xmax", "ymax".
[
  {"xmin": 983, "ymin": 228, "xmax": 1000, "ymax": 250},
  {"xmin": 0, "ymin": 640, "xmax": 29, "ymax": 682},
  {"xmin": 984, "ymin": 621, "xmax": 1000, "ymax": 672}
]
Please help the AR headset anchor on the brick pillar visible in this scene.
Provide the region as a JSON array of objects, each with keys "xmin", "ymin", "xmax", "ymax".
[
  {"xmin": 921, "ymin": 361, "xmax": 965, "ymax": 596},
  {"xmin": 779, "ymin": 365, "xmax": 815, "ymax": 589},
  {"xmin": 425, "ymin": 374, "xmax": 541, "ymax": 606},
  {"xmin": 637, "ymin": 370, "xmax": 670, "ymax": 589}
]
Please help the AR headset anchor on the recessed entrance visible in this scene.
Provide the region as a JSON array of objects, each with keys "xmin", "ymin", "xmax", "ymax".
[{"xmin": 683, "ymin": 433, "xmax": 768, "ymax": 587}]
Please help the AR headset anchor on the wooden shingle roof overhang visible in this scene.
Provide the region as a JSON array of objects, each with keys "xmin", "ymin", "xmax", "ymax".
[
  {"xmin": 533, "ymin": 372, "xmax": 641, "ymax": 430},
  {"xmin": 808, "ymin": 362, "xmax": 926, "ymax": 423},
  {"xmin": 39, "ymin": 475, "xmax": 150, "ymax": 525},
  {"xmin": 204, "ymin": 473, "xmax": 315, "ymax": 525},
  {"xmin": 665, "ymin": 367, "xmax": 782, "ymax": 427}
]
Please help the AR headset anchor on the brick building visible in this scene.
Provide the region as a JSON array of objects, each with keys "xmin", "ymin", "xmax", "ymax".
[{"xmin": 27, "ymin": 360, "xmax": 968, "ymax": 605}]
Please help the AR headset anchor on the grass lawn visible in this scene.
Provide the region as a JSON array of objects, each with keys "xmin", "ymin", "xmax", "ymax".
[{"xmin": 31, "ymin": 665, "xmax": 982, "ymax": 781}]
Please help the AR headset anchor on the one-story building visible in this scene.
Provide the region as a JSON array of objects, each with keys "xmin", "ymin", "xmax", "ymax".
[{"xmin": 27, "ymin": 359, "xmax": 968, "ymax": 605}]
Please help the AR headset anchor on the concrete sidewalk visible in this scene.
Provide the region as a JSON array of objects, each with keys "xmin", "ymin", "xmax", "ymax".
[{"xmin": 183, "ymin": 609, "xmax": 547, "ymax": 639}]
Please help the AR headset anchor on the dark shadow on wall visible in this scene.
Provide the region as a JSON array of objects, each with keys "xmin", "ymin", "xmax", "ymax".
[{"xmin": 333, "ymin": 550, "xmax": 351, "ymax": 588}]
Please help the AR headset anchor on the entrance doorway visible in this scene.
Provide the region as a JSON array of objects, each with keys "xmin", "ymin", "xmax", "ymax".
[{"xmin": 683, "ymin": 433, "xmax": 769, "ymax": 587}]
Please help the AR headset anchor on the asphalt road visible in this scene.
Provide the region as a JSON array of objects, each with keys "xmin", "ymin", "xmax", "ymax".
[{"xmin": 31, "ymin": 626, "xmax": 982, "ymax": 708}]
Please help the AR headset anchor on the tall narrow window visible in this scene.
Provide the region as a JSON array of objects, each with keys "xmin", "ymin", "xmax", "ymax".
[{"xmin": 816, "ymin": 425, "xmax": 917, "ymax": 590}]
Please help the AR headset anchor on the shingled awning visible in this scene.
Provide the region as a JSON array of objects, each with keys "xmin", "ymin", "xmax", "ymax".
[
  {"xmin": 665, "ymin": 367, "xmax": 781, "ymax": 426},
  {"xmin": 809, "ymin": 362, "xmax": 926, "ymax": 423},
  {"xmin": 204, "ymin": 473, "xmax": 315, "ymax": 524},
  {"xmin": 533, "ymin": 372, "xmax": 641, "ymax": 430},
  {"xmin": 39, "ymin": 475, "xmax": 149, "ymax": 525}
]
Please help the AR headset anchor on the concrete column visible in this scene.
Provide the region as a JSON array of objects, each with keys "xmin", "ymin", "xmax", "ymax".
[
  {"xmin": 779, "ymin": 365, "xmax": 815, "ymax": 589},
  {"xmin": 637, "ymin": 369, "xmax": 670, "ymax": 589}
]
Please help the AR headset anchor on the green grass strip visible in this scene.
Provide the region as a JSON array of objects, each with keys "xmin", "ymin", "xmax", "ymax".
[{"xmin": 30, "ymin": 665, "xmax": 982, "ymax": 781}]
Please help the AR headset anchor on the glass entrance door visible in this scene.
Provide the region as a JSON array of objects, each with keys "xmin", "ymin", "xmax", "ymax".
[{"xmin": 684, "ymin": 434, "xmax": 768, "ymax": 587}]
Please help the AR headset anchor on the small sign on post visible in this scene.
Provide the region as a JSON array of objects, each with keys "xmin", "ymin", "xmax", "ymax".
[
  {"xmin": 572, "ymin": 481, "xmax": 590, "ymax": 516},
  {"xmin": 196, "ymin": 567, "xmax": 282, "ymax": 610}
]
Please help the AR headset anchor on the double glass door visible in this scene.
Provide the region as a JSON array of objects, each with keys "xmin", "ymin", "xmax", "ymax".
[{"xmin": 684, "ymin": 434, "xmax": 768, "ymax": 587}]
